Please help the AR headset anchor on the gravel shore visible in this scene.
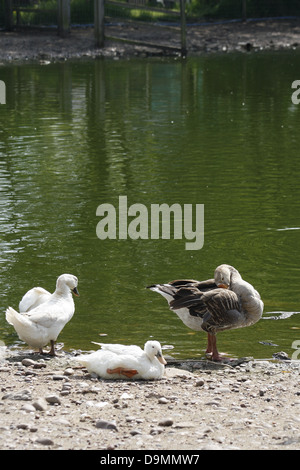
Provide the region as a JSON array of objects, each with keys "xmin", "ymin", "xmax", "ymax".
[
  {"xmin": 1, "ymin": 18, "xmax": 300, "ymax": 62},
  {"xmin": 1, "ymin": 346, "xmax": 300, "ymax": 451}
]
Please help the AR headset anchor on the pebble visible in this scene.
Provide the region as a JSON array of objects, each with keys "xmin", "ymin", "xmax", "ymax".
[
  {"xmin": 21, "ymin": 403, "xmax": 36, "ymax": 413},
  {"xmin": 150, "ymin": 426, "xmax": 163, "ymax": 435},
  {"xmin": 17, "ymin": 423, "xmax": 29, "ymax": 430},
  {"xmin": 36, "ymin": 438, "xmax": 54, "ymax": 446},
  {"xmin": 45, "ymin": 394, "xmax": 61, "ymax": 405},
  {"xmin": 21, "ymin": 359, "xmax": 36, "ymax": 367},
  {"xmin": 21, "ymin": 358, "xmax": 46, "ymax": 369},
  {"xmin": 158, "ymin": 397, "xmax": 169, "ymax": 404},
  {"xmin": 158, "ymin": 418, "xmax": 173, "ymax": 427},
  {"xmin": 33, "ymin": 399, "xmax": 48, "ymax": 411},
  {"xmin": 195, "ymin": 379, "xmax": 205, "ymax": 387},
  {"xmin": 130, "ymin": 429, "xmax": 142, "ymax": 436},
  {"xmin": 95, "ymin": 419, "xmax": 118, "ymax": 431},
  {"xmin": 120, "ymin": 392, "xmax": 134, "ymax": 400},
  {"xmin": 52, "ymin": 375, "xmax": 65, "ymax": 381},
  {"xmin": 2, "ymin": 390, "xmax": 32, "ymax": 401}
]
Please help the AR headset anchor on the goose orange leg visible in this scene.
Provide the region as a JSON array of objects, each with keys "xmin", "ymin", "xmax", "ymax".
[
  {"xmin": 206, "ymin": 333, "xmax": 222, "ymax": 361},
  {"xmin": 206, "ymin": 333, "xmax": 213, "ymax": 355}
]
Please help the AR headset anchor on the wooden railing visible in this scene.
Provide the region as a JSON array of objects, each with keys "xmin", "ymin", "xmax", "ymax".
[{"xmin": 3, "ymin": 0, "xmax": 187, "ymax": 55}]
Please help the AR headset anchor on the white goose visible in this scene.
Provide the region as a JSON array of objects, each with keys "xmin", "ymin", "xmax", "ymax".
[
  {"xmin": 6, "ymin": 274, "xmax": 79, "ymax": 355},
  {"xmin": 148, "ymin": 264, "xmax": 263, "ymax": 361},
  {"xmin": 77, "ymin": 340, "xmax": 166, "ymax": 380}
]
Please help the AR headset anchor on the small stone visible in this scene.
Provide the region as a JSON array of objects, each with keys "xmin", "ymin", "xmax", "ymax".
[
  {"xmin": 62, "ymin": 383, "xmax": 72, "ymax": 391},
  {"xmin": 120, "ymin": 393, "xmax": 133, "ymax": 400},
  {"xmin": 150, "ymin": 426, "xmax": 163, "ymax": 435},
  {"xmin": 158, "ymin": 397, "xmax": 169, "ymax": 404},
  {"xmin": 195, "ymin": 379, "xmax": 205, "ymax": 387},
  {"xmin": 36, "ymin": 438, "xmax": 54, "ymax": 446},
  {"xmin": 64, "ymin": 368, "xmax": 74, "ymax": 376},
  {"xmin": 174, "ymin": 422, "xmax": 196, "ymax": 429},
  {"xmin": 25, "ymin": 369, "xmax": 38, "ymax": 376},
  {"xmin": 52, "ymin": 375, "xmax": 65, "ymax": 381},
  {"xmin": 272, "ymin": 351, "xmax": 290, "ymax": 361},
  {"xmin": 33, "ymin": 362, "xmax": 47, "ymax": 369},
  {"xmin": 95, "ymin": 419, "xmax": 118, "ymax": 431},
  {"xmin": 33, "ymin": 399, "xmax": 48, "ymax": 411},
  {"xmin": 22, "ymin": 358, "xmax": 36, "ymax": 367},
  {"xmin": 130, "ymin": 429, "xmax": 142, "ymax": 436},
  {"xmin": 158, "ymin": 418, "xmax": 173, "ymax": 427},
  {"xmin": 21, "ymin": 358, "xmax": 46, "ymax": 369},
  {"xmin": 21, "ymin": 403, "xmax": 36, "ymax": 413},
  {"xmin": 2, "ymin": 390, "xmax": 32, "ymax": 401},
  {"xmin": 45, "ymin": 394, "xmax": 61, "ymax": 405},
  {"xmin": 126, "ymin": 416, "xmax": 136, "ymax": 422},
  {"xmin": 17, "ymin": 423, "xmax": 29, "ymax": 430}
]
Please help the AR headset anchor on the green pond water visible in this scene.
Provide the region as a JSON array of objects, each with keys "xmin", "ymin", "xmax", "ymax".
[{"xmin": 1, "ymin": 51, "xmax": 300, "ymax": 360}]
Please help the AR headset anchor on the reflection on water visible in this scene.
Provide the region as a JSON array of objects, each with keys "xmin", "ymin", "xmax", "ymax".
[
  {"xmin": 0, "ymin": 52, "xmax": 300, "ymax": 359},
  {"xmin": 263, "ymin": 311, "xmax": 300, "ymax": 321}
]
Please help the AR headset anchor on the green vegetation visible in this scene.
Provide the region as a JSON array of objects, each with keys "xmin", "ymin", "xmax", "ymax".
[
  {"xmin": 187, "ymin": 0, "xmax": 300, "ymax": 19},
  {"xmin": 105, "ymin": 2, "xmax": 180, "ymax": 23},
  {"xmin": 0, "ymin": 0, "xmax": 299, "ymax": 27}
]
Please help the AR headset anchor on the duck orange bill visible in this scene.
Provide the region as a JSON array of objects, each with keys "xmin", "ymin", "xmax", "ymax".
[
  {"xmin": 157, "ymin": 354, "xmax": 167, "ymax": 365},
  {"xmin": 217, "ymin": 283, "xmax": 229, "ymax": 289},
  {"xmin": 72, "ymin": 287, "xmax": 80, "ymax": 296}
]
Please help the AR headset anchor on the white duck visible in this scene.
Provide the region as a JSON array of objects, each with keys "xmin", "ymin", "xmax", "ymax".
[
  {"xmin": 19, "ymin": 287, "xmax": 51, "ymax": 313},
  {"xmin": 76, "ymin": 340, "xmax": 167, "ymax": 380},
  {"xmin": 148, "ymin": 264, "xmax": 264, "ymax": 361},
  {"xmin": 6, "ymin": 274, "xmax": 79, "ymax": 356}
]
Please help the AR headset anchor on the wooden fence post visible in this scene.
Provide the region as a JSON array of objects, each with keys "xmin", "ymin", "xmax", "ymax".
[
  {"xmin": 58, "ymin": 0, "xmax": 70, "ymax": 36},
  {"xmin": 180, "ymin": 0, "xmax": 187, "ymax": 56},
  {"xmin": 94, "ymin": 0, "xmax": 105, "ymax": 48},
  {"xmin": 4, "ymin": 0, "xmax": 14, "ymax": 31}
]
